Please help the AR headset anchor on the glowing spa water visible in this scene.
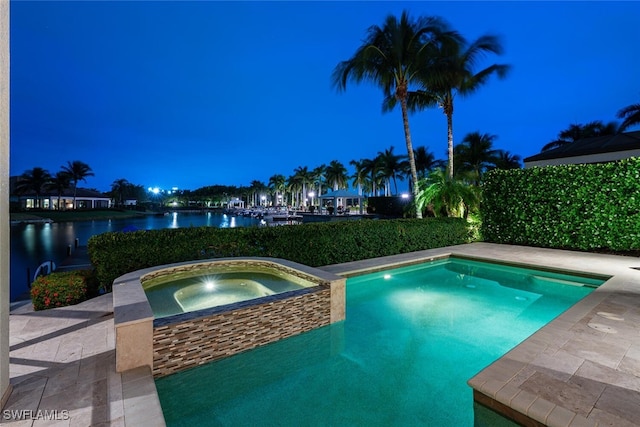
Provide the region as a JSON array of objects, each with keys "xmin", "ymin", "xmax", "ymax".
[
  {"xmin": 156, "ymin": 257, "xmax": 604, "ymax": 426},
  {"xmin": 143, "ymin": 268, "xmax": 315, "ymax": 318}
]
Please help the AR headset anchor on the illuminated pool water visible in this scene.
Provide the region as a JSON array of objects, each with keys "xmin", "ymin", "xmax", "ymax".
[
  {"xmin": 143, "ymin": 265, "xmax": 316, "ymax": 319},
  {"xmin": 155, "ymin": 257, "xmax": 604, "ymax": 426}
]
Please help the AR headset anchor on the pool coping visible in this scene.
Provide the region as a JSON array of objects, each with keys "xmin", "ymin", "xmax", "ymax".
[{"xmin": 320, "ymin": 242, "xmax": 640, "ymax": 427}]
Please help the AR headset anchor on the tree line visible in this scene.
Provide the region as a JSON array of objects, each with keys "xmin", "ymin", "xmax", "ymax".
[{"xmin": 14, "ymin": 160, "xmax": 95, "ymax": 209}]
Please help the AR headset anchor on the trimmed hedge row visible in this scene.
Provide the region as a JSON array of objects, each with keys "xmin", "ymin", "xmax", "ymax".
[
  {"xmin": 88, "ymin": 217, "xmax": 473, "ymax": 290},
  {"xmin": 481, "ymin": 158, "xmax": 640, "ymax": 251}
]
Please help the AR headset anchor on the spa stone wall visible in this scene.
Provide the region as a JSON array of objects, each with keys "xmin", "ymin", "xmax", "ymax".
[{"xmin": 153, "ymin": 286, "xmax": 331, "ymax": 377}]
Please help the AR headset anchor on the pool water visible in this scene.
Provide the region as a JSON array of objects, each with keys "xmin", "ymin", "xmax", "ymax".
[{"xmin": 155, "ymin": 258, "xmax": 603, "ymax": 426}]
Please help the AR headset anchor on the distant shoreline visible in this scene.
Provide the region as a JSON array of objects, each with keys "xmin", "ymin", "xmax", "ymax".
[
  {"xmin": 9, "ymin": 208, "xmax": 227, "ymax": 224},
  {"xmin": 9, "ymin": 210, "xmax": 147, "ymax": 224}
]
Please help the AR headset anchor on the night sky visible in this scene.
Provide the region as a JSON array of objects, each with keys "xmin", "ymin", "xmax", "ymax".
[{"xmin": 9, "ymin": 1, "xmax": 640, "ymax": 193}]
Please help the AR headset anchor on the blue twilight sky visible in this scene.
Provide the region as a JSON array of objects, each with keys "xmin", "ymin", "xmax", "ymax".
[{"xmin": 9, "ymin": 1, "xmax": 640, "ymax": 193}]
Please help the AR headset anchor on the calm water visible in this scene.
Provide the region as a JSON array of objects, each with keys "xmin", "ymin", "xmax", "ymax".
[
  {"xmin": 156, "ymin": 258, "xmax": 602, "ymax": 426},
  {"xmin": 10, "ymin": 212, "xmax": 260, "ymax": 301}
]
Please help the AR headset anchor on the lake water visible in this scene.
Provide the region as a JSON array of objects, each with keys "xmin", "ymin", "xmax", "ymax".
[{"xmin": 10, "ymin": 212, "xmax": 260, "ymax": 302}]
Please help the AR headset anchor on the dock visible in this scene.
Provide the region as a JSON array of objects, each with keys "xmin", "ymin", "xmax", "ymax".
[{"xmin": 56, "ymin": 245, "xmax": 92, "ymax": 272}]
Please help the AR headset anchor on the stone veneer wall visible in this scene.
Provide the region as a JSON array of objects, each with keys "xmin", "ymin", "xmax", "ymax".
[{"xmin": 152, "ymin": 286, "xmax": 331, "ymax": 378}]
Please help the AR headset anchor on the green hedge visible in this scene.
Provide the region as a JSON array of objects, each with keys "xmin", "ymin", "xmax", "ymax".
[
  {"xmin": 481, "ymin": 158, "xmax": 640, "ymax": 251},
  {"xmin": 88, "ymin": 218, "xmax": 473, "ymax": 290}
]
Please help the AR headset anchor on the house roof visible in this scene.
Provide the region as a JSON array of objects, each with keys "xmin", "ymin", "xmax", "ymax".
[{"xmin": 524, "ymin": 130, "xmax": 640, "ymax": 163}]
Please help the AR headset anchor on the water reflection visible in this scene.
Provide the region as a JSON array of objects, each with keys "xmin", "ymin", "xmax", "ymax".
[{"xmin": 10, "ymin": 212, "xmax": 260, "ymax": 301}]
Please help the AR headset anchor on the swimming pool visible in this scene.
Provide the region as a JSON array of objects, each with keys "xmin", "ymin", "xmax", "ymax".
[{"xmin": 155, "ymin": 257, "xmax": 604, "ymax": 426}]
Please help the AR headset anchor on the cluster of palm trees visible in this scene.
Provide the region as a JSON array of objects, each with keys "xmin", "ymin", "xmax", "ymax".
[
  {"xmin": 235, "ymin": 130, "xmax": 520, "ymax": 212},
  {"xmin": 333, "ymin": 10, "xmax": 510, "ymax": 218},
  {"xmin": 14, "ymin": 161, "xmax": 94, "ymax": 209}
]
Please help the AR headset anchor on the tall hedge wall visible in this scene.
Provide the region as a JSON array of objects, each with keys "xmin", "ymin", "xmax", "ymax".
[
  {"xmin": 88, "ymin": 217, "xmax": 473, "ymax": 290},
  {"xmin": 481, "ymin": 157, "xmax": 640, "ymax": 252}
]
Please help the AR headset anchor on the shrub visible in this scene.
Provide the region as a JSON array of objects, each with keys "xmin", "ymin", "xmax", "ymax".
[
  {"xmin": 88, "ymin": 217, "xmax": 474, "ymax": 291},
  {"xmin": 30, "ymin": 269, "xmax": 99, "ymax": 311},
  {"xmin": 481, "ymin": 158, "xmax": 640, "ymax": 252}
]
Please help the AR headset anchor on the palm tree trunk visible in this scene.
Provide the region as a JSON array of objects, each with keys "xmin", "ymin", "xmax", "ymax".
[
  {"xmin": 400, "ymin": 98, "xmax": 422, "ymax": 219},
  {"xmin": 72, "ymin": 181, "xmax": 78, "ymax": 209},
  {"xmin": 445, "ymin": 93, "xmax": 454, "ymax": 180}
]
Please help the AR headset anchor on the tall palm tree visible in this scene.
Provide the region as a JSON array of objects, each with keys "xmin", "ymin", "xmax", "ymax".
[
  {"xmin": 15, "ymin": 167, "xmax": 52, "ymax": 209},
  {"xmin": 291, "ymin": 166, "xmax": 313, "ymax": 208},
  {"xmin": 454, "ymin": 132, "xmax": 499, "ymax": 185},
  {"xmin": 325, "ymin": 160, "xmax": 349, "ymax": 191},
  {"xmin": 617, "ymin": 102, "xmax": 640, "ymax": 132},
  {"xmin": 50, "ymin": 171, "xmax": 72, "ymax": 210},
  {"xmin": 61, "ymin": 160, "xmax": 94, "ymax": 209},
  {"xmin": 333, "ymin": 11, "xmax": 459, "ymax": 218},
  {"xmin": 311, "ymin": 164, "xmax": 327, "ymax": 203},
  {"xmin": 376, "ymin": 146, "xmax": 406, "ymax": 195},
  {"xmin": 411, "ymin": 34, "xmax": 510, "ymax": 179},
  {"xmin": 268, "ymin": 174, "xmax": 286, "ymax": 207},
  {"xmin": 542, "ymin": 121, "xmax": 620, "ymax": 151},
  {"xmin": 286, "ymin": 174, "xmax": 300, "ymax": 207},
  {"xmin": 249, "ymin": 180, "xmax": 267, "ymax": 206},
  {"xmin": 361, "ymin": 157, "xmax": 383, "ymax": 196},
  {"xmin": 350, "ymin": 159, "xmax": 368, "ymax": 196}
]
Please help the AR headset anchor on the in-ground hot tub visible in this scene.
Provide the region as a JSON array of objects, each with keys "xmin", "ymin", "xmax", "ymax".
[
  {"xmin": 142, "ymin": 262, "xmax": 319, "ymax": 318},
  {"xmin": 112, "ymin": 258, "xmax": 346, "ymax": 377}
]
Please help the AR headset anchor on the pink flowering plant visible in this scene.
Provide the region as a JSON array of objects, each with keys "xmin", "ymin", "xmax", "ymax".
[{"xmin": 30, "ymin": 269, "xmax": 98, "ymax": 311}]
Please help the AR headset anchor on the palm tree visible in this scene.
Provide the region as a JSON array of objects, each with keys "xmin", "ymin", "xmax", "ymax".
[
  {"xmin": 491, "ymin": 150, "xmax": 522, "ymax": 170},
  {"xmin": 542, "ymin": 121, "xmax": 619, "ymax": 151},
  {"xmin": 361, "ymin": 157, "xmax": 383, "ymax": 196},
  {"xmin": 413, "ymin": 145, "xmax": 443, "ymax": 179},
  {"xmin": 311, "ymin": 164, "xmax": 327, "ymax": 204},
  {"xmin": 111, "ymin": 178, "xmax": 130, "ymax": 208},
  {"xmin": 249, "ymin": 180, "xmax": 267, "ymax": 206},
  {"xmin": 454, "ymin": 132, "xmax": 499, "ymax": 185},
  {"xmin": 416, "ymin": 168, "xmax": 478, "ymax": 218},
  {"xmin": 617, "ymin": 102, "xmax": 640, "ymax": 132},
  {"xmin": 50, "ymin": 171, "xmax": 72, "ymax": 209},
  {"xmin": 376, "ymin": 146, "xmax": 406, "ymax": 195},
  {"xmin": 325, "ymin": 160, "xmax": 349, "ymax": 191},
  {"xmin": 15, "ymin": 167, "xmax": 52, "ymax": 209},
  {"xmin": 291, "ymin": 166, "xmax": 313, "ymax": 208},
  {"xmin": 286, "ymin": 174, "xmax": 300, "ymax": 207},
  {"xmin": 61, "ymin": 160, "xmax": 94, "ymax": 209},
  {"xmin": 350, "ymin": 159, "xmax": 368, "ymax": 196},
  {"xmin": 410, "ymin": 34, "xmax": 509, "ymax": 179},
  {"xmin": 333, "ymin": 11, "xmax": 458, "ymax": 219},
  {"xmin": 268, "ymin": 174, "xmax": 286, "ymax": 207}
]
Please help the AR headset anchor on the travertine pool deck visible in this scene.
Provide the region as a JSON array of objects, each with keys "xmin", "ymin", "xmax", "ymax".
[
  {"xmin": 3, "ymin": 242, "xmax": 640, "ymax": 426},
  {"xmin": 3, "ymin": 295, "xmax": 164, "ymax": 426}
]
